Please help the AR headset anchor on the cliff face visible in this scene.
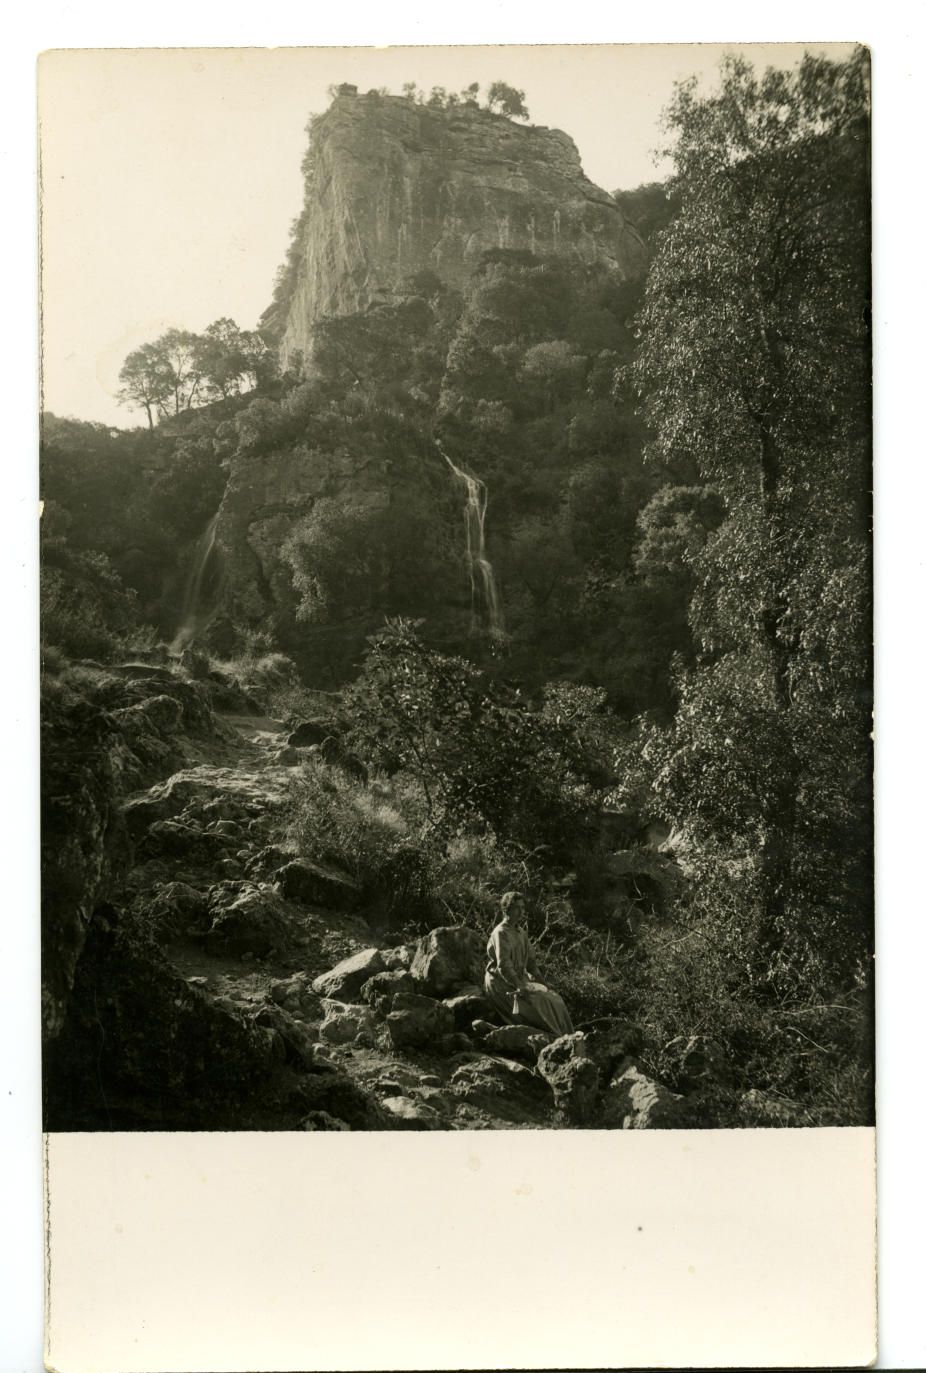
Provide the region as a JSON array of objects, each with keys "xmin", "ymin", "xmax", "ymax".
[
  {"xmin": 204, "ymin": 92, "xmax": 649, "ymax": 664},
  {"xmin": 276, "ymin": 90, "xmax": 647, "ymax": 366},
  {"xmin": 217, "ymin": 439, "xmax": 389, "ymax": 628}
]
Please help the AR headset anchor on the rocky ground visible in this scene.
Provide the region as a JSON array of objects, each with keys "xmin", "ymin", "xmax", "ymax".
[{"xmin": 42, "ymin": 658, "xmax": 694, "ymax": 1131}]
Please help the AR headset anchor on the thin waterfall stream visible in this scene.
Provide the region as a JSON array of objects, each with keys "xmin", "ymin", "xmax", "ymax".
[
  {"xmin": 170, "ymin": 511, "xmax": 224, "ymax": 654},
  {"xmin": 437, "ymin": 441, "xmax": 504, "ymax": 638}
]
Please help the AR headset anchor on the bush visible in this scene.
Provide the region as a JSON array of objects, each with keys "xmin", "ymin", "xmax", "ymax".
[
  {"xmin": 611, "ymin": 842, "xmax": 873, "ymax": 1125},
  {"xmin": 282, "ymin": 762, "xmax": 436, "ymax": 928},
  {"xmin": 41, "ymin": 533, "xmax": 145, "ymax": 664},
  {"xmin": 344, "ymin": 620, "xmax": 597, "ymax": 854},
  {"xmin": 281, "ymin": 756, "xmax": 547, "ymax": 938},
  {"xmin": 213, "ymin": 650, "xmax": 299, "ymax": 708}
]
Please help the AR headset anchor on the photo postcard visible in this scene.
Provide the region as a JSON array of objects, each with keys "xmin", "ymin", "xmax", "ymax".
[{"xmin": 39, "ymin": 43, "xmax": 876, "ymax": 1370}]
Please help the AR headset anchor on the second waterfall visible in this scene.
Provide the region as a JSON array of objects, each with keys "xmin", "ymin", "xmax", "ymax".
[
  {"xmin": 170, "ymin": 510, "xmax": 224, "ymax": 654},
  {"xmin": 437, "ymin": 441, "xmax": 504, "ymax": 640}
]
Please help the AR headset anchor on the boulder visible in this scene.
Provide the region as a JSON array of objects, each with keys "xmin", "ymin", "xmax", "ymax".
[
  {"xmin": 273, "ymin": 746, "xmax": 302, "ymax": 767},
  {"xmin": 137, "ymin": 819, "xmax": 231, "ymax": 863},
  {"xmin": 107, "ymin": 670, "xmax": 220, "ymax": 739},
  {"xmin": 109, "ymin": 698, "xmax": 186, "ymax": 790},
  {"xmin": 360, "ymin": 969, "xmax": 416, "ymax": 1009},
  {"xmin": 601, "ymin": 1063, "xmax": 692, "ymax": 1129},
  {"xmin": 137, "ymin": 880, "xmax": 208, "ymax": 939},
  {"xmin": 312, "ymin": 947, "xmax": 385, "ymax": 1000},
  {"xmin": 380, "ymin": 1095, "xmax": 445, "ymax": 1130},
  {"xmin": 318, "ymin": 999, "xmax": 376, "ymax": 1047},
  {"xmin": 203, "ymin": 887, "xmax": 291, "ymax": 957},
  {"xmin": 380, "ymin": 944, "xmax": 413, "ymax": 972},
  {"xmin": 483, "ymin": 1024, "xmax": 551, "ymax": 1060},
  {"xmin": 116, "ymin": 693, "xmax": 184, "ymax": 734},
  {"xmin": 275, "ymin": 859, "xmax": 360, "ymax": 911},
  {"xmin": 287, "ymin": 718, "xmax": 334, "ymax": 748},
  {"xmin": 443, "ymin": 991, "xmax": 494, "ymax": 1033},
  {"xmin": 245, "ymin": 845, "xmax": 291, "ymax": 879},
  {"xmin": 211, "ymin": 819, "xmax": 243, "ymax": 838},
  {"xmin": 368, "ymin": 1062, "xmax": 435, "ymax": 1093},
  {"xmin": 385, "ymin": 992, "xmax": 454, "ymax": 1051},
  {"xmin": 582, "ymin": 1018, "xmax": 645, "ymax": 1079},
  {"xmin": 406, "ymin": 1086, "xmax": 452, "ymax": 1118},
  {"xmin": 318, "ymin": 735, "xmax": 368, "ymax": 782},
  {"xmin": 252, "ymin": 1003, "xmax": 318, "ymax": 1065},
  {"xmin": 269, "ymin": 972, "xmax": 321, "ymax": 1021},
  {"xmin": 536, "ymin": 1033, "xmax": 600, "ymax": 1125},
  {"xmin": 449, "ymin": 1055, "xmax": 554, "ymax": 1125},
  {"xmin": 122, "ymin": 792, "xmax": 177, "ymax": 841},
  {"xmin": 410, "ymin": 926, "xmax": 485, "ymax": 998}
]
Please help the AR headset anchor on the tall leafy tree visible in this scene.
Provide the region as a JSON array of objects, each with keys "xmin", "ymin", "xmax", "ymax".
[
  {"xmin": 634, "ymin": 49, "xmax": 871, "ymax": 989},
  {"xmin": 116, "ymin": 341, "xmax": 172, "ymax": 431},
  {"xmin": 195, "ymin": 318, "xmax": 268, "ymax": 401}
]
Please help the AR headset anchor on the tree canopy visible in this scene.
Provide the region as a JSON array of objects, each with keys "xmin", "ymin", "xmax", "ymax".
[
  {"xmin": 117, "ymin": 319, "xmax": 269, "ymax": 428},
  {"xmin": 486, "ymin": 81, "xmax": 530, "ymax": 120},
  {"xmin": 633, "ymin": 48, "xmax": 871, "ymax": 994}
]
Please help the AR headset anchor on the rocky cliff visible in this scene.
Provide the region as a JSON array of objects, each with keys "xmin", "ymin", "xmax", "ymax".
[
  {"xmin": 273, "ymin": 89, "xmax": 647, "ymax": 366},
  {"xmin": 196, "ymin": 90, "xmax": 650, "ymax": 668}
]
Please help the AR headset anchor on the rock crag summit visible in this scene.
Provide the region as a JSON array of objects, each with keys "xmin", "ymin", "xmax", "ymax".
[{"xmin": 266, "ymin": 88, "xmax": 647, "ymax": 365}]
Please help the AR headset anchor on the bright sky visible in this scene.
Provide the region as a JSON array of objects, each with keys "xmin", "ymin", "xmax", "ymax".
[{"xmin": 39, "ymin": 43, "xmax": 852, "ymax": 427}]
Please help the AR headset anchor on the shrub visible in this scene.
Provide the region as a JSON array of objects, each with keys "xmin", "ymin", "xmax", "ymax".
[
  {"xmin": 214, "ymin": 650, "xmax": 299, "ymax": 707},
  {"xmin": 344, "ymin": 620, "xmax": 596, "ymax": 854}
]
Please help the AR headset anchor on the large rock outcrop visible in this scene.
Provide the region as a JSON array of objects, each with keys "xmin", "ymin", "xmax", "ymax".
[
  {"xmin": 273, "ymin": 89, "xmax": 647, "ymax": 367},
  {"xmin": 207, "ymin": 91, "xmax": 647, "ymax": 643}
]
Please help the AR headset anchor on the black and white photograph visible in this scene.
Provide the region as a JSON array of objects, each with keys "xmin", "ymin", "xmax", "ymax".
[{"xmin": 39, "ymin": 43, "xmax": 872, "ymax": 1140}]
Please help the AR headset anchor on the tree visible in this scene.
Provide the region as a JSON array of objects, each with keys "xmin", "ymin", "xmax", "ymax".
[
  {"xmin": 634, "ymin": 49, "xmax": 871, "ymax": 989},
  {"xmin": 157, "ymin": 328, "xmax": 204, "ymax": 415},
  {"xmin": 117, "ymin": 319, "xmax": 263, "ymax": 425},
  {"xmin": 117, "ymin": 342, "xmax": 171, "ymax": 431},
  {"xmin": 633, "ymin": 485, "xmax": 725, "ymax": 587},
  {"xmin": 195, "ymin": 318, "xmax": 268, "ymax": 401},
  {"xmin": 117, "ymin": 328, "xmax": 200, "ymax": 424},
  {"xmin": 344, "ymin": 621, "xmax": 591, "ymax": 849},
  {"xmin": 486, "ymin": 81, "xmax": 529, "ymax": 120}
]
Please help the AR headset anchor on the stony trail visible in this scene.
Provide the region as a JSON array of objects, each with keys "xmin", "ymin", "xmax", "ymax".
[{"xmin": 44, "ymin": 659, "xmax": 682, "ymax": 1132}]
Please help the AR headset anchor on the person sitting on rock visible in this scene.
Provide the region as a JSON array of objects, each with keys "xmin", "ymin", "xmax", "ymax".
[{"xmin": 484, "ymin": 891, "xmax": 574, "ymax": 1038}]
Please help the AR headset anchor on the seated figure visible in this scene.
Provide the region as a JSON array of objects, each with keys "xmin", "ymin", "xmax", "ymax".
[{"xmin": 484, "ymin": 891, "xmax": 574, "ymax": 1038}]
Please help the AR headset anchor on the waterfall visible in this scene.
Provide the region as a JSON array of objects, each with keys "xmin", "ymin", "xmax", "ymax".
[
  {"xmin": 437, "ymin": 442, "xmax": 504, "ymax": 639},
  {"xmin": 170, "ymin": 511, "xmax": 223, "ymax": 654}
]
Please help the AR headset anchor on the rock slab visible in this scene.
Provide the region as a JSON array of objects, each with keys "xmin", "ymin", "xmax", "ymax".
[
  {"xmin": 312, "ymin": 947, "xmax": 385, "ymax": 999},
  {"xmin": 410, "ymin": 926, "xmax": 485, "ymax": 998}
]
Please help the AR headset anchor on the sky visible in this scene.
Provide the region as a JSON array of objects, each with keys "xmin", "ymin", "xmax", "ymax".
[{"xmin": 39, "ymin": 43, "xmax": 853, "ymax": 427}]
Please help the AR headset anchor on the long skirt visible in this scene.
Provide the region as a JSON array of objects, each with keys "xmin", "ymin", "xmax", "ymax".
[{"xmin": 484, "ymin": 974, "xmax": 574, "ymax": 1038}]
